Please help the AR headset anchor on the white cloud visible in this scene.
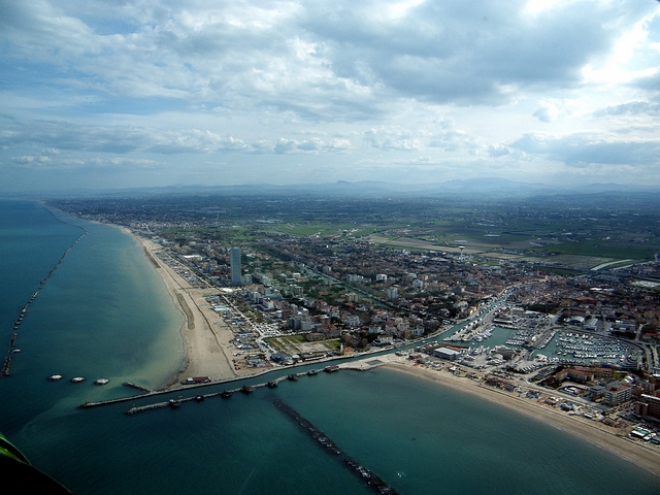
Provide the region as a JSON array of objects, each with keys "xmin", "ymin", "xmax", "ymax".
[
  {"xmin": 364, "ymin": 128, "xmax": 421, "ymax": 151},
  {"xmin": 1, "ymin": 0, "xmax": 659, "ymax": 191},
  {"xmin": 511, "ymin": 132, "xmax": 660, "ymax": 167}
]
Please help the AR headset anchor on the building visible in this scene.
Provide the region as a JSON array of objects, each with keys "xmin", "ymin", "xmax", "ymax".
[
  {"xmin": 433, "ymin": 347, "xmax": 461, "ymax": 361},
  {"xmin": 604, "ymin": 381, "xmax": 632, "ymax": 406},
  {"xmin": 230, "ymin": 247, "xmax": 241, "ymax": 286},
  {"xmin": 387, "ymin": 287, "xmax": 398, "ymax": 300},
  {"xmin": 635, "ymin": 394, "xmax": 660, "ymax": 419}
]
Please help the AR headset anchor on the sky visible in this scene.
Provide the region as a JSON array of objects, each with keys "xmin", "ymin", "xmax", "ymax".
[{"xmin": 1, "ymin": 0, "xmax": 660, "ymax": 193}]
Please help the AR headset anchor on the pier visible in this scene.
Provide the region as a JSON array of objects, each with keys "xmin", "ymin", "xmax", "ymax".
[
  {"xmin": 122, "ymin": 382, "xmax": 151, "ymax": 393},
  {"xmin": 121, "ymin": 377, "xmax": 293, "ymax": 415},
  {"xmin": 79, "ymin": 360, "xmax": 391, "ymax": 412},
  {"xmin": 274, "ymin": 398, "xmax": 399, "ymax": 494}
]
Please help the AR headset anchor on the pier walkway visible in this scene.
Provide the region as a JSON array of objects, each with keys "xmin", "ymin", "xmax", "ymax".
[{"xmin": 79, "ymin": 357, "xmax": 394, "ymax": 413}]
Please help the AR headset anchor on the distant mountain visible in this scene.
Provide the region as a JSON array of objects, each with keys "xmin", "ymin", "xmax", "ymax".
[{"xmin": 11, "ymin": 178, "xmax": 660, "ymax": 200}]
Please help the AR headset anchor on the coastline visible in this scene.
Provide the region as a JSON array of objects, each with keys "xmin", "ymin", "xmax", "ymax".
[
  {"xmin": 120, "ymin": 227, "xmax": 244, "ymax": 389},
  {"xmin": 118, "ymin": 224, "xmax": 660, "ymax": 477},
  {"xmin": 385, "ymin": 360, "xmax": 660, "ymax": 478}
]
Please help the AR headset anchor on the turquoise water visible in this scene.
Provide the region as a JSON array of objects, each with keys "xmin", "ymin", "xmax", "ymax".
[{"xmin": 0, "ymin": 200, "xmax": 658, "ymax": 494}]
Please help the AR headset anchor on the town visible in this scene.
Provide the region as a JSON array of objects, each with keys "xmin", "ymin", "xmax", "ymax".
[{"xmin": 49, "ymin": 190, "xmax": 660, "ymax": 444}]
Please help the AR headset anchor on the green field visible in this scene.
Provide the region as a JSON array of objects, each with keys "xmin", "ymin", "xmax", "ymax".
[{"xmin": 266, "ymin": 335, "xmax": 341, "ymax": 354}]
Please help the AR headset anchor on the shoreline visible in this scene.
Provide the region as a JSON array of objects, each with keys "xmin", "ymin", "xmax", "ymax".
[
  {"xmin": 119, "ymin": 224, "xmax": 660, "ymax": 476},
  {"xmin": 385, "ymin": 360, "xmax": 660, "ymax": 478},
  {"xmin": 121, "ymin": 228, "xmax": 245, "ymax": 389}
]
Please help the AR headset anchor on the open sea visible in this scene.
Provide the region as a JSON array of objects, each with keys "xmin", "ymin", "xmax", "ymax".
[{"xmin": 0, "ymin": 199, "xmax": 659, "ymax": 495}]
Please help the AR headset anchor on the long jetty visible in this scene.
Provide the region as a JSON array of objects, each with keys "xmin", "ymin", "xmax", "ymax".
[
  {"xmin": 3, "ymin": 228, "xmax": 88, "ymax": 377},
  {"xmin": 78, "ymin": 373, "xmax": 298, "ymax": 412},
  {"xmin": 121, "ymin": 375, "xmax": 294, "ymax": 415},
  {"xmin": 79, "ymin": 361, "xmax": 389, "ymax": 413},
  {"xmin": 273, "ymin": 398, "xmax": 399, "ymax": 495}
]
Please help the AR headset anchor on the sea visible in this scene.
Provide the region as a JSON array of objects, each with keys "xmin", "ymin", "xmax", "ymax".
[{"xmin": 0, "ymin": 199, "xmax": 658, "ymax": 495}]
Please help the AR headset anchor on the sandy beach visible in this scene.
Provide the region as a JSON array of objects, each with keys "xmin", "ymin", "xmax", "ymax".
[
  {"xmin": 385, "ymin": 360, "xmax": 660, "ymax": 478},
  {"xmin": 124, "ymin": 229, "xmax": 247, "ymax": 388}
]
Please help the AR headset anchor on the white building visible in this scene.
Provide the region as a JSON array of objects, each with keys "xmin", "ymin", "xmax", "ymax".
[{"xmin": 433, "ymin": 347, "xmax": 461, "ymax": 361}]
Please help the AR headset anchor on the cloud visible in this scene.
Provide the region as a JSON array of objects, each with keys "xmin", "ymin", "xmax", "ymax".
[
  {"xmin": 300, "ymin": 0, "xmax": 654, "ymax": 106},
  {"xmin": 256, "ymin": 136, "xmax": 352, "ymax": 154},
  {"xmin": 2, "ymin": 1, "xmax": 655, "ymax": 122},
  {"xmin": 488, "ymin": 144, "xmax": 510, "ymax": 158},
  {"xmin": 594, "ymin": 100, "xmax": 660, "ymax": 117},
  {"xmin": 1, "ymin": 1, "xmax": 660, "ymax": 191},
  {"xmin": 634, "ymin": 70, "xmax": 660, "ymax": 94},
  {"xmin": 0, "ymin": 117, "xmax": 149, "ymax": 153},
  {"xmin": 0, "ymin": 116, "xmax": 247, "ymax": 155},
  {"xmin": 364, "ymin": 128, "xmax": 421, "ymax": 151},
  {"xmin": 6, "ymin": 153, "xmax": 162, "ymax": 171},
  {"xmin": 511, "ymin": 132, "xmax": 660, "ymax": 167},
  {"xmin": 428, "ymin": 124, "xmax": 476, "ymax": 153},
  {"xmin": 533, "ymin": 100, "xmax": 567, "ymax": 123},
  {"xmin": 147, "ymin": 130, "xmax": 247, "ymax": 154}
]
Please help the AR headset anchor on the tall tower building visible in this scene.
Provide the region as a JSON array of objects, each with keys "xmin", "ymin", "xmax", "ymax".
[
  {"xmin": 230, "ymin": 247, "xmax": 241, "ymax": 286},
  {"xmin": 387, "ymin": 286, "xmax": 398, "ymax": 300}
]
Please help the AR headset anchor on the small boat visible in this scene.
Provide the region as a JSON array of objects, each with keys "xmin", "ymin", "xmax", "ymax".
[
  {"xmin": 195, "ymin": 395, "xmax": 204, "ymax": 402},
  {"xmin": 241, "ymin": 385, "xmax": 254, "ymax": 394},
  {"xmin": 267, "ymin": 380, "xmax": 278, "ymax": 388},
  {"xmin": 94, "ymin": 378, "xmax": 109, "ymax": 386},
  {"xmin": 168, "ymin": 399, "xmax": 180, "ymax": 408},
  {"xmin": 287, "ymin": 374, "xmax": 298, "ymax": 381},
  {"xmin": 307, "ymin": 369, "xmax": 319, "ymax": 376},
  {"xmin": 324, "ymin": 365, "xmax": 339, "ymax": 373},
  {"xmin": 48, "ymin": 374, "xmax": 63, "ymax": 381},
  {"xmin": 220, "ymin": 390, "xmax": 232, "ymax": 398},
  {"xmin": 70, "ymin": 377, "xmax": 85, "ymax": 383}
]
